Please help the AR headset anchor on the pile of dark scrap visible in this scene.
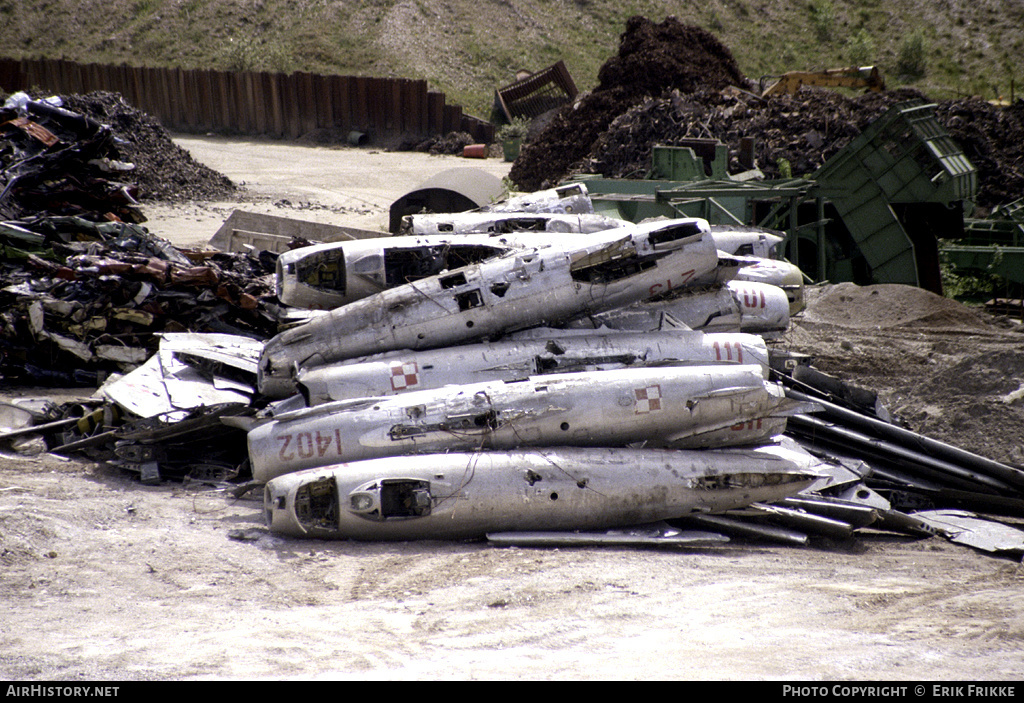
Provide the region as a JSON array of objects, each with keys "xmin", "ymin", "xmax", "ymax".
[
  {"xmin": 509, "ymin": 16, "xmax": 1024, "ymax": 211},
  {"xmin": 396, "ymin": 130, "xmax": 477, "ymax": 156},
  {"xmin": 0, "ymin": 215, "xmax": 278, "ymax": 387},
  {"xmin": 0, "ymin": 92, "xmax": 144, "ymax": 222},
  {"xmin": 586, "ymin": 87, "xmax": 921, "ymax": 180},
  {"xmin": 0, "ymin": 93, "xmax": 269, "ymax": 387},
  {"xmin": 754, "ymin": 364, "xmax": 1024, "ymax": 555},
  {"xmin": 510, "ymin": 16, "xmax": 747, "ymax": 192},
  {"xmin": 0, "ymin": 93, "xmax": 272, "ymax": 483},
  {"xmin": 1, "ymin": 90, "xmax": 235, "ymax": 223},
  {"xmin": 58, "ymin": 91, "xmax": 236, "ymax": 203}
]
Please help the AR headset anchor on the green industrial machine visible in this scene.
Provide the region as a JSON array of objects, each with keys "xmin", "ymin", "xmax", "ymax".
[
  {"xmin": 578, "ymin": 100, "xmax": 980, "ymax": 294},
  {"xmin": 942, "ymin": 199, "xmax": 1024, "ymax": 287}
]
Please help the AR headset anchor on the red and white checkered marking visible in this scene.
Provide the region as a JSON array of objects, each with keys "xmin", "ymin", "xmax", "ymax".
[
  {"xmin": 634, "ymin": 384, "xmax": 662, "ymax": 414},
  {"xmin": 389, "ymin": 361, "xmax": 420, "ymax": 391}
]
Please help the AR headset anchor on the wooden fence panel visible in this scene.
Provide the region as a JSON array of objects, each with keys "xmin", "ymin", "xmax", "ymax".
[
  {"xmin": 58, "ymin": 60, "xmax": 78, "ymax": 95},
  {"xmin": 296, "ymin": 71, "xmax": 317, "ymax": 135},
  {"xmin": 249, "ymin": 70, "xmax": 266, "ymax": 134},
  {"xmin": 212, "ymin": 70, "xmax": 230, "ymax": 130},
  {"xmin": 243, "ymin": 70, "xmax": 258, "ymax": 134},
  {"xmin": 331, "ymin": 75, "xmax": 351, "ymax": 132},
  {"xmin": 266, "ymin": 72, "xmax": 285, "ymax": 137},
  {"xmin": 148, "ymin": 66, "xmax": 169, "ymax": 127},
  {"xmin": 389, "ymin": 78, "xmax": 401, "ymax": 132},
  {"xmin": 39, "ymin": 59, "xmax": 57, "ymax": 93},
  {"xmin": 194, "ymin": 69, "xmax": 211, "ymax": 132},
  {"xmin": 284, "ymin": 72, "xmax": 304, "ymax": 139},
  {"xmin": 427, "ymin": 92, "xmax": 445, "ymax": 134},
  {"xmin": 182, "ymin": 69, "xmax": 199, "ymax": 130},
  {"xmin": 443, "ymin": 104, "xmax": 462, "ymax": 134},
  {"xmin": 310, "ymin": 73, "xmax": 331, "ymax": 130},
  {"xmin": 365, "ymin": 77, "xmax": 380, "ymax": 132},
  {"xmin": 111, "ymin": 64, "xmax": 128, "ymax": 101},
  {"xmin": 353, "ymin": 76, "xmax": 368, "ymax": 130},
  {"xmin": 126, "ymin": 65, "xmax": 143, "ymax": 109},
  {"xmin": 227, "ymin": 71, "xmax": 245, "ymax": 135},
  {"xmin": 376, "ymin": 77, "xmax": 391, "ymax": 132},
  {"xmin": 0, "ymin": 58, "xmax": 19, "ymax": 92},
  {"xmin": 411, "ymin": 80, "xmax": 427, "ymax": 136}
]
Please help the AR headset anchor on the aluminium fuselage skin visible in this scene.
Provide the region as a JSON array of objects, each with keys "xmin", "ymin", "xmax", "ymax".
[{"xmin": 262, "ymin": 447, "xmax": 820, "ymax": 540}]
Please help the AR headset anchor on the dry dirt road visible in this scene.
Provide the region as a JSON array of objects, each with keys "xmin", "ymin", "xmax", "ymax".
[{"xmin": 2, "ymin": 137, "xmax": 1023, "ymax": 682}]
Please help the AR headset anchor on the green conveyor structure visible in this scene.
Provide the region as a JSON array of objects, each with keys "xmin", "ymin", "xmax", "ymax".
[{"xmin": 578, "ymin": 100, "xmax": 984, "ymax": 294}]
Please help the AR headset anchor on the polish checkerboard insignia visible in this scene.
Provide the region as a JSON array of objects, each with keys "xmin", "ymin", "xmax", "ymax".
[
  {"xmin": 389, "ymin": 361, "xmax": 420, "ymax": 391},
  {"xmin": 634, "ymin": 384, "xmax": 662, "ymax": 413}
]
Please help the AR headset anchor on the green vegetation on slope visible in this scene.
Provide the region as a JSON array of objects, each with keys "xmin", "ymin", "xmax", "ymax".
[{"xmin": 0, "ymin": 0, "xmax": 1020, "ymax": 117}]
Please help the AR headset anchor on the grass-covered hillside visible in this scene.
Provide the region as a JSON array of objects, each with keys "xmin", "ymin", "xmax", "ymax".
[{"xmin": 1, "ymin": 0, "xmax": 1021, "ymax": 117}]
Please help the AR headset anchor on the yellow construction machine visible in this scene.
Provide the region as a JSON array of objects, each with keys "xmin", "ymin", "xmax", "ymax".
[{"xmin": 758, "ymin": 66, "xmax": 886, "ymax": 97}]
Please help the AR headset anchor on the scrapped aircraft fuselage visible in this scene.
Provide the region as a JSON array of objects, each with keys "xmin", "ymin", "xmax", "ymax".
[
  {"xmin": 262, "ymin": 447, "xmax": 820, "ymax": 540},
  {"xmin": 248, "ymin": 364, "xmax": 805, "ymax": 483},
  {"xmin": 399, "ymin": 211, "xmax": 628, "ymax": 237},
  {"xmin": 293, "ymin": 329, "xmax": 770, "ymax": 405},
  {"xmin": 258, "ymin": 218, "xmax": 719, "ymax": 397}
]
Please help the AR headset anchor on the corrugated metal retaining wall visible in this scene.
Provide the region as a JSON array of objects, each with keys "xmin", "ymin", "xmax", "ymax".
[{"xmin": 0, "ymin": 57, "xmax": 494, "ymax": 143}]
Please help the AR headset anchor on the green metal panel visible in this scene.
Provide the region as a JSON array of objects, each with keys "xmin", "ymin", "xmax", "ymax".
[
  {"xmin": 651, "ymin": 147, "xmax": 705, "ymax": 181},
  {"xmin": 650, "ymin": 144, "xmax": 730, "ymax": 181}
]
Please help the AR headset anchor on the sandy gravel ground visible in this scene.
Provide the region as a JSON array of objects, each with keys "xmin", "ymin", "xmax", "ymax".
[
  {"xmin": 141, "ymin": 136, "xmax": 515, "ymax": 248},
  {"xmin": 2, "ymin": 138, "xmax": 1023, "ymax": 681}
]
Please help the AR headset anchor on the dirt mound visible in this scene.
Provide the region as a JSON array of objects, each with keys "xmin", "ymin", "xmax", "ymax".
[
  {"xmin": 800, "ymin": 282, "xmax": 994, "ymax": 330},
  {"xmin": 785, "ymin": 282, "xmax": 1024, "ymax": 465},
  {"xmin": 920, "ymin": 349, "xmax": 1024, "ymax": 398},
  {"xmin": 509, "ymin": 17, "xmax": 746, "ymax": 191},
  {"xmin": 60, "ymin": 91, "xmax": 236, "ymax": 202}
]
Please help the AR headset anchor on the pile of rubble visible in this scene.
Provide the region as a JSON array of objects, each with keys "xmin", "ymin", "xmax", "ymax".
[
  {"xmin": 398, "ymin": 131, "xmax": 477, "ymax": 155},
  {"xmin": 587, "ymin": 88, "xmax": 919, "ymax": 180},
  {"xmin": 509, "ymin": 17, "xmax": 1024, "ymax": 210},
  {"xmin": 937, "ymin": 97, "xmax": 1024, "ymax": 209},
  {"xmin": 510, "ymin": 17, "xmax": 746, "ymax": 193},
  {"xmin": 59, "ymin": 91, "xmax": 236, "ymax": 202}
]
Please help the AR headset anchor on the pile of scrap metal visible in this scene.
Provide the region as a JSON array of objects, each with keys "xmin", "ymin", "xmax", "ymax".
[
  {"xmin": 6, "ymin": 183, "xmax": 1024, "ymax": 557},
  {"xmin": 773, "ymin": 364, "xmax": 1024, "ymax": 555},
  {"xmin": 0, "ymin": 214, "xmax": 278, "ymax": 389},
  {"xmin": 0, "ymin": 92, "xmax": 142, "ymax": 222}
]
